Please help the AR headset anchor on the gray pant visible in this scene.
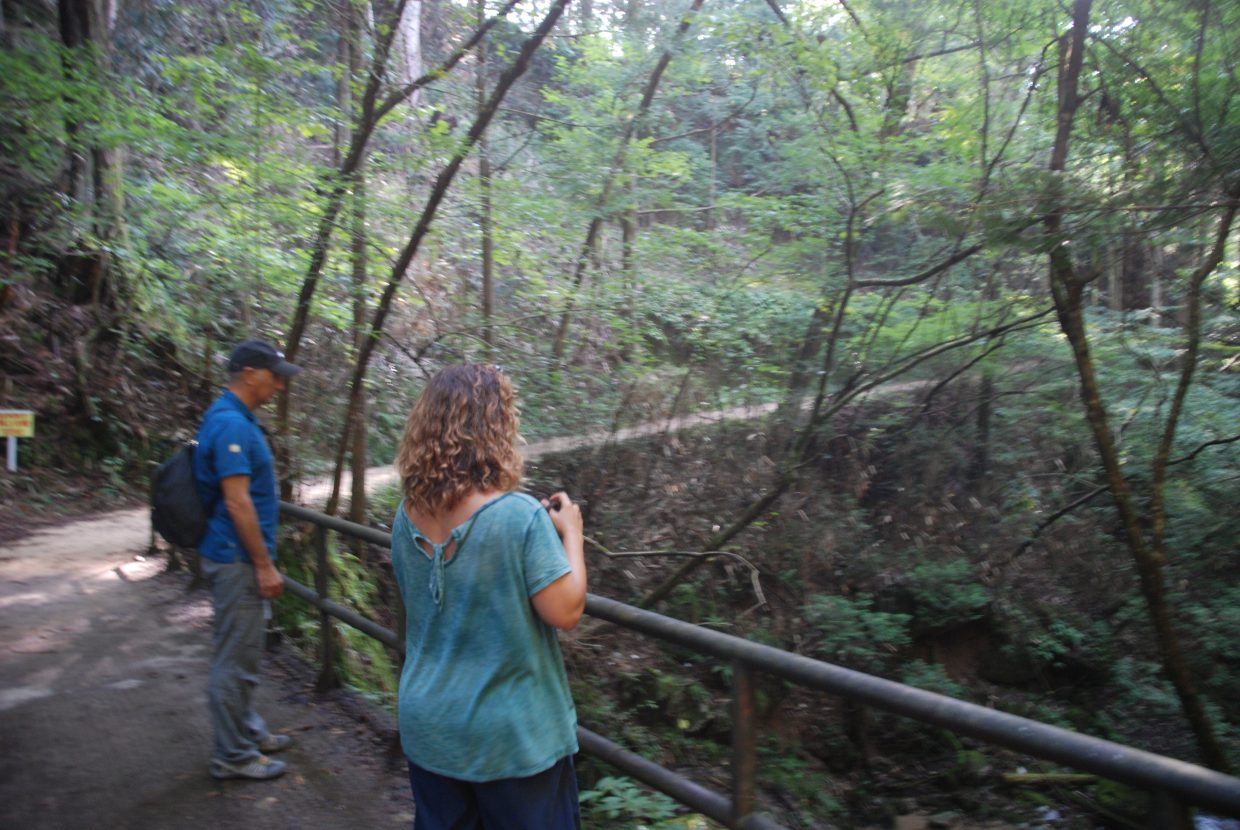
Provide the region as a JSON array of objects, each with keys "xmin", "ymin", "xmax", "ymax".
[{"xmin": 202, "ymin": 558, "xmax": 271, "ymax": 763}]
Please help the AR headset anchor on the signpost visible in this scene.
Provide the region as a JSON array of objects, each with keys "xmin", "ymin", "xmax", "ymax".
[{"xmin": 0, "ymin": 410, "xmax": 35, "ymax": 472}]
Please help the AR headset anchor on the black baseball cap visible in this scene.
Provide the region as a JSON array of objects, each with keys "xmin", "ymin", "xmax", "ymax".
[{"xmin": 228, "ymin": 340, "xmax": 303, "ymax": 377}]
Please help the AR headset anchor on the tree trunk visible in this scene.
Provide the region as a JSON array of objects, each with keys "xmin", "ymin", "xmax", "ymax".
[
  {"xmin": 879, "ymin": 51, "xmax": 917, "ymax": 141},
  {"xmin": 276, "ymin": 0, "xmax": 519, "ymax": 483},
  {"xmin": 348, "ymin": 172, "xmax": 369, "ymax": 552},
  {"xmin": 785, "ymin": 303, "xmax": 830, "ymax": 401},
  {"xmin": 323, "ymin": 0, "xmax": 574, "ymax": 514},
  {"xmin": 551, "ymin": 0, "xmax": 708, "ymax": 360},
  {"xmin": 1119, "ymin": 227, "xmax": 1150, "ymax": 311},
  {"xmin": 969, "ymin": 268, "xmax": 1000, "ymax": 495},
  {"xmin": 346, "ymin": 5, "xmax": 369, "ymax": 555},
  {"xmin": 57, "ymin": 0, "xmax": 128, "ymax": 308},
  {"xmin": 706, "ymin": 125, "xmax": 717, "ymax": 230},
  {"xmin": 281, "ymin": 0, "xmax": 520, "ymax": 369},
  {"xmin": 969, "ymin": 372, "xmax": 992, "ymax": 494},
  {"xmin": 477, "ymin": 0, "xmax": 495, "ymax": 355},
  {"xmin": 1043, "ymin": 0, "xmax": 1229, "ymax": 772},
  {"xmin": 398, "ymin": 0, "xmax": 423, "ymax": 109}
]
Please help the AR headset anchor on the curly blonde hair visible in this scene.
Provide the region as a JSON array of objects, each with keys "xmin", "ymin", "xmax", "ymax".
[{"xmin": 395, "ymin": 365, "xmax": 523, "ymax": 513}]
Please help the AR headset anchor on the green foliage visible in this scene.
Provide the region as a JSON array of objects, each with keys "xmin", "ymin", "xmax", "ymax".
[
  {"xmin": 757, "ymin": 745, "xmax": 844, "ymax": 818},
  {"xmin": 1028, "ymin": 620, "xmax": 1085, "ymax": 670},
  {"xmin": 1091, "ymin": 779, "xmax": 1151, "ymax": 827},
  {"xmin": 0, "ymin": 33, "xmax": 76, "ymax": 193},
  {"xmin": 802, "ymin": 594, "xmax": 910, "ymax": 670},
  {"xmin": 1186, "ymin": 587, "xmax": 1240, "ymax": 715},
  {"xmin": 7, "ymin": 0, "xmax": 1240, "ymax": 816},
  {"xmin": 1188, "ymin": 587, "xmax": 1240, "ymax": 666},
  {"xmin": 903, "ymin": 558, "xmax": 990, "ymax": 633},
  {"xmin": 275, "ymin": 532, "xmax": 397, "ymax": 702},
  {"xmin": 578, "ymin": 776, "xmax": 680, "ymax": 828},
  {"xmin": 900, "ymin": 659, "xmax": 965, "ymax": 699}
]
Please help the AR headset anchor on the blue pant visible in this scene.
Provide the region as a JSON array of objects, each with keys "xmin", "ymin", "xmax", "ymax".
[
  {"xmin": 203, "ymin": 558, "xmax": 271, "ymax": 764},
  {"xmin": 407, "ymin": 755, "xmax": 581, "ymax": 830}
]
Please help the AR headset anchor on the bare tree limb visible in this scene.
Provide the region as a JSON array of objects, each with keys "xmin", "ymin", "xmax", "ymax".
[
  {"xmin": 283, "ymin": 0, "xmax": 524, "ymax": 365},
  {"xmin": 852, "ymin": 243, "xmax": 986, "ymax": 288},
  {"xmin": 637, "ymin": 307, "xmax": 1055, "ymax": 610},
  {"xmin": 1014, "ymin": 484, "xmax": 1108, "ymax": 558},
  {"xmin": 551, "ymin": 0, "xmax": 708, "ymax": 359},
  {"xmin": 1170, "ymin": 433, "xmax": 1240, "ymax": 466},
  {"xmin": 322, "ymin": 0, "xmax": 574, "ymax": 515},
  {"xmin": 585, "ymin": 536, "xmax": 767, "ymax": 608},
  {"xmin": 1150, "ymin": 183, "xmax": 1240, "ymax": 552},
  {"xmin": 1043, "ymin": 0, "xmax": 1230, "ymax": 772},
  {"xmin": 1010, "ymin": 429, "xmax": 1240, "ymax": 561}
]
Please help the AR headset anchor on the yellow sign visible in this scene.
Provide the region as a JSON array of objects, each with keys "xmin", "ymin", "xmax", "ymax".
[{"xmin": 0, "ymin": 410, "xmax": 35, "ymax": 438}]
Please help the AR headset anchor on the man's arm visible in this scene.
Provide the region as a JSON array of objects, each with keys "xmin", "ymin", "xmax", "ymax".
[{"xmin": 219, "ymin": 475, "xmax": 284, "ymax": 599}]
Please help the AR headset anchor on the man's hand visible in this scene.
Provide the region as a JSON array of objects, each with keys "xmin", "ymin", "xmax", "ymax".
[
  {"xmin": 256, "ymin": 563, "xmax": 284, "ymax": 599},
  {"xmin": 220, "ymin": 474, "xmax": 284, "ymax": 598}
]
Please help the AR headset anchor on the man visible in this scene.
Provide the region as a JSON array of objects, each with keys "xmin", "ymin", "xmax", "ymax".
[{"xmin": 194, "ymin": 339, "xmax": 301, "ymax": 780}]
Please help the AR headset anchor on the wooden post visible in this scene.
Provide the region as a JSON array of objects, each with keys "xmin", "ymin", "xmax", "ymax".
[
  {"xmin": 315, "ymin": 526, "xmax": 339, "ymax": 691},
  {"xmin": 732, "ymin": 661, "xmax": 757, "ymax": 825},
  {"xmin": 1150, "ymin": 789, "xmax": 1192, "ymax": 830}
]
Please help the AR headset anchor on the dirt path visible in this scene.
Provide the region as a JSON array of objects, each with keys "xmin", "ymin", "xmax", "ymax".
[
  {"xmin": 0, "ymin": 510, "xmax": 414, "ymax": 829},
  {"xmin": 293, "ymin": 399, "xmax": 786, "ymax": 509}
]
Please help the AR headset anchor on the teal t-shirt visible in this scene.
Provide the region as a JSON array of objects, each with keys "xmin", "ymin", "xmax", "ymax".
[{"xmin": 392, "ymin": 491, "xmax": 578, "ymax": 781}]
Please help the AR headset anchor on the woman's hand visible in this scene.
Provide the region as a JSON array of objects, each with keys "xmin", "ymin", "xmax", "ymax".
[
  {"xmin": 533, "ymin": 492, "xmax": 587, "ymax": 630},
  {"xmin": 541, "ymin": 491, "xmax": 583, "ymax": 542}
]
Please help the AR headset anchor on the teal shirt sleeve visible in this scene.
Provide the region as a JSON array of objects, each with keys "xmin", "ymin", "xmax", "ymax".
[
  {"xmin": 393, "ymin": 493, "xmax": 579, "ymax": 781},
  {"xmin": 523, "ymin": 507, "xmax": 572, "ymax": 597}
]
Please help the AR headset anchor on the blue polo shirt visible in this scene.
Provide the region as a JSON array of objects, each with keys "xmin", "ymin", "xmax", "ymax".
[{"xmin": 194, "ymin": 390, "xmax": 279, "ymax": 564}]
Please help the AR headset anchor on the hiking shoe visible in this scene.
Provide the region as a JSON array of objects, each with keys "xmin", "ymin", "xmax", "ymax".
[
  {"xmin": 257, "ymin": 733, "xmax": 292, "ymax": 754},
  {"xmin": 210, "ymin": 755, "xmax": 287, "ymax": 780}
]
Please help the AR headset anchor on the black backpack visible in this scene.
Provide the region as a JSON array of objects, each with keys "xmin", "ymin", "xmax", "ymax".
[{"xmin": 151, "ymin": 443, "xmax": 208, "ymax": 548}]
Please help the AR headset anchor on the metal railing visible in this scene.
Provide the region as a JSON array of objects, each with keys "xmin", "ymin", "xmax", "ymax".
[{"xmin": 277, "ymin": 501, "xmax": 1240, "ymax": 830}]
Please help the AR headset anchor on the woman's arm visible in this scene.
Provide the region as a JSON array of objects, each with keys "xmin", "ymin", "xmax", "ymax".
[{"xmin": 531, "ymin": 492, "xmax": 587, "ymax": 630}]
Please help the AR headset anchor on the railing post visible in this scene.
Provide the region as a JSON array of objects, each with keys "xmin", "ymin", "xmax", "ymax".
[
  {"xmin": 1151, "ymin": 789, "xmax": 1192, "ymax": 830},
  {"xmin": 394, "ymin": 593, "xmax": 406, "ymax": 673},
  {"xmin": 732, "ymin": 660, "xmax": 757, "ymax": 827},
  {"xmin": 314, "ymin": 526, "xmax": 339, "ymax": 691}
]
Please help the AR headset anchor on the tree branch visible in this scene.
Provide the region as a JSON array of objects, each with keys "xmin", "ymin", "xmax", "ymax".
[
  {"xmin": 1150, "ymin": 185, "xmax": 1240, "ymax": 549},
  {"xmin": 552, "ymin": 0, "xmax": 708, "ymax": 359},
  {"xmin": 283, "ymin": 0, "xmax": 524, "ymax": 364},
  {"xmin": 1170, "ymin": 433, "xmax": 1240, "ymax": 466},
  {"xmin": 852, "ymin": 242, "xmax": 986, "ymax": 288},
  {"xmin": 585, "ymin": 535, "xmax": 767, "ymax": 608},
  {"xmin": 323, "ymin": 0, "xmax": 574, "ymax": 514}
]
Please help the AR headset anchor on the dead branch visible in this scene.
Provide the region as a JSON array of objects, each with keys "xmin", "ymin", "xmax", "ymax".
[
  {"xmin": 551, "ymin": 0, "xmax": 708, "ymax": 359},
  {"xmin": 323, "ymin": 0, "xmax": 574, "ymax": 515},
  {"xmin": 283, "ymin": 0, "xmax": 524, "ymax": 365},
  {"xmin": 585, "ymin": 535, "xmax": 766, "ymax": 608}
]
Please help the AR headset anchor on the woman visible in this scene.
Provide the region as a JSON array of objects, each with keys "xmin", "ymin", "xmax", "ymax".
[{"xmin": 391, "ymin": 364, "xmax": 586, "ymax": 830}]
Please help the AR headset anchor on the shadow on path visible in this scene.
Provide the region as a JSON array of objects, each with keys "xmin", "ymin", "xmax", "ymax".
[{"xmin": 0, "ymin": 517, "xmax": 411, "ymax": 830}]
